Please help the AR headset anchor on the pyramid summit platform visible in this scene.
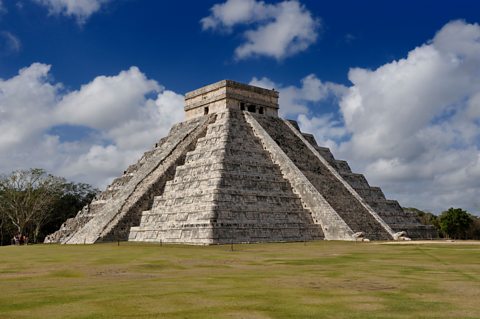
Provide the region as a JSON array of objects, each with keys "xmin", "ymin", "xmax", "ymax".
[{"xmin": 45, "ymin": 80, "xmax": 436, "ymax": 244}]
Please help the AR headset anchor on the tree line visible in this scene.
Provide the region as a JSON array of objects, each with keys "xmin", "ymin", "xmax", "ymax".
[
  {"xmin": 405, "ymin": 207, "xmax": 480, "ymax": 240},
  {"xmin": 0, "ymin": 168, "xmax": 98, "ymax": 245}
]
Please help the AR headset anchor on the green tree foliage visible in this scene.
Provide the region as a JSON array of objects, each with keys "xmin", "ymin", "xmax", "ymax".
[
  {"xmin": 0, "ymin": 169, "xmax": 97, "ymax": 244},
  {"xmin": 403, "ymin": 207, "xmax": 480, "ymax": 239},
  {"xmin": 439, "ymin": 208, "xmax": 473, "ymax": 239}
]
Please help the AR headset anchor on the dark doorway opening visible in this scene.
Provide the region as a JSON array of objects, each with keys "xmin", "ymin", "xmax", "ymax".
[
  {"xmin": 248, "ymin": 105, "xmax": 256, "ymax": 113},
  {"xmin": 240, "ymin": 102, "xmax": 245, "ymax": 111},
  {"xmin": 259, "ymin": 107, "xmax": 264, "ymax": 114},
  {"xmin": 204, "ymin": 107, "xmax": 209, "ymax": 115}
]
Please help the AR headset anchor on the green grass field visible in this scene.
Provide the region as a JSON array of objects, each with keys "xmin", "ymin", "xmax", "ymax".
[{"xmin": 0, "ymin": 241, "xmax": 479, "ymax": 319}]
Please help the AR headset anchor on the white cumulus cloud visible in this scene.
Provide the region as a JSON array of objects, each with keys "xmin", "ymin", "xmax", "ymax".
[
  {"xmin": 335, "ymin": 20, "xmax": 480, "ymax": 214},
  {"xmin": 201, "ymin": 0, "xmax": 319, "ymax": 60},
  {"xmin": 0, "ymin": 63, "xmax": 184, "ymax": 188},
  {"xmin": 33, "ymin": 0, "xmax": 111, "ymax": 24},
  {"xmin": 251, "ymin": 20, "xmax": 480, "ymax": 215},
  {"xmin": 56, "ymin": 67, "xmax": 161, "ymax": 130}
]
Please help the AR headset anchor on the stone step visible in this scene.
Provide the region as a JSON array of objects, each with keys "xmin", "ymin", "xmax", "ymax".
[
  {"xmin": 173, "ymin": 164, "xmax": 286, "ymax": 181},
  {"xmin": 184, "ymin": 147, "xmax": 271, "ymax": 163},
  {"xmin": 156, "ymin": 187, "xmax": 303, "ymax": 205},
  {"xmin": 196, "ymin": 135, "xmax": 263, "ymax": 150},
  {"xmin": 164, "ymin": 176, "xmax": 291, "ymax": 194},
  {"xmin": 335, "ymin": 160, "xmax": 352, "ymax": 174},
  {"xmin": 339, "ymin": 172, "xmax": 371, "ymax": 189},
  {"xmin": 302, "ymin": 133, "xmax": 317, "ymax": 146},
  {"xmin": 354, "ymin": 187, "xmax": 387, "ymax": 202},
  {"xmin": 314, "ymin": 147, "xmax": 336, "ymax": 163},
  {"xmin": 129, "ymin": 224, "xmax": 323, "ymax": 244},
  {"xmin": 141, "ymin": 209, "xmax": 314, "ymax": 226}
]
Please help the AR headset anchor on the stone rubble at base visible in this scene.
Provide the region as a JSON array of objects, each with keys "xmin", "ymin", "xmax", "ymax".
[{"xmin": 44, "ymin": 80, "xmax": 437, "ymax": 245}]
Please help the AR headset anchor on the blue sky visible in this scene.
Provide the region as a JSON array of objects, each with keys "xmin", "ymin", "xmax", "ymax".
[
  {"xmin": 2, "ymin": 1, "xmax": 479, "ymax": 89},
  {"xmin": 0, "ymin": 0, "xmax": 479, "ymax": 215}
]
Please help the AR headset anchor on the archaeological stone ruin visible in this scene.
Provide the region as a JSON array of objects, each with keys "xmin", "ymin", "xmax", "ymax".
[{"xmin": 45, "ymin": 80, "xmax": 436, "ymax": 245}]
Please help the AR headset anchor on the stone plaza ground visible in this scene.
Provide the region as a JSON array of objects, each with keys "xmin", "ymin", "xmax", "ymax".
[{"xmin": 1, "ymin": 241, "xmax": 479, "ymax": 318}]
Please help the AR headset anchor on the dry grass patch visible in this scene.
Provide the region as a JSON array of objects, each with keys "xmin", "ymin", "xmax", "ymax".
[{"xmin": 0, "ymin": 241, "xmax": 479, "ymax": 318}]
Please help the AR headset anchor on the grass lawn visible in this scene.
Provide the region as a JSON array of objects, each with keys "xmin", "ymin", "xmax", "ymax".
[{"xmin": 0, "ymin": 241, "xmax": 479, "ymax": 318}]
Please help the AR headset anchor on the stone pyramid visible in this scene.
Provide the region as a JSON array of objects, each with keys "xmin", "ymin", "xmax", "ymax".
[{"xmin": 45, "ymin": 80, "xmax": 436, "ymax": 244}]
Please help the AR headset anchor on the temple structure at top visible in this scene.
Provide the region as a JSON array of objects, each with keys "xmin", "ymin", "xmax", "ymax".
[{"xmin": 184, "ymin": 80, "xmax": 279, "ymax": 120}]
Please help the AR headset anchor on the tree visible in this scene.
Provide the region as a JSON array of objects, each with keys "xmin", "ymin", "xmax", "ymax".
[
  {"xmin": 439, "ymin": 208, "xmax": 473, "ymax": 239},
  {"xmin": 0, "ymin": 169, "xmax": 99, "ymax": 244},
  {"xmin": 0, "ymin": 169, "xmax": 65, "ymax": 242}
]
